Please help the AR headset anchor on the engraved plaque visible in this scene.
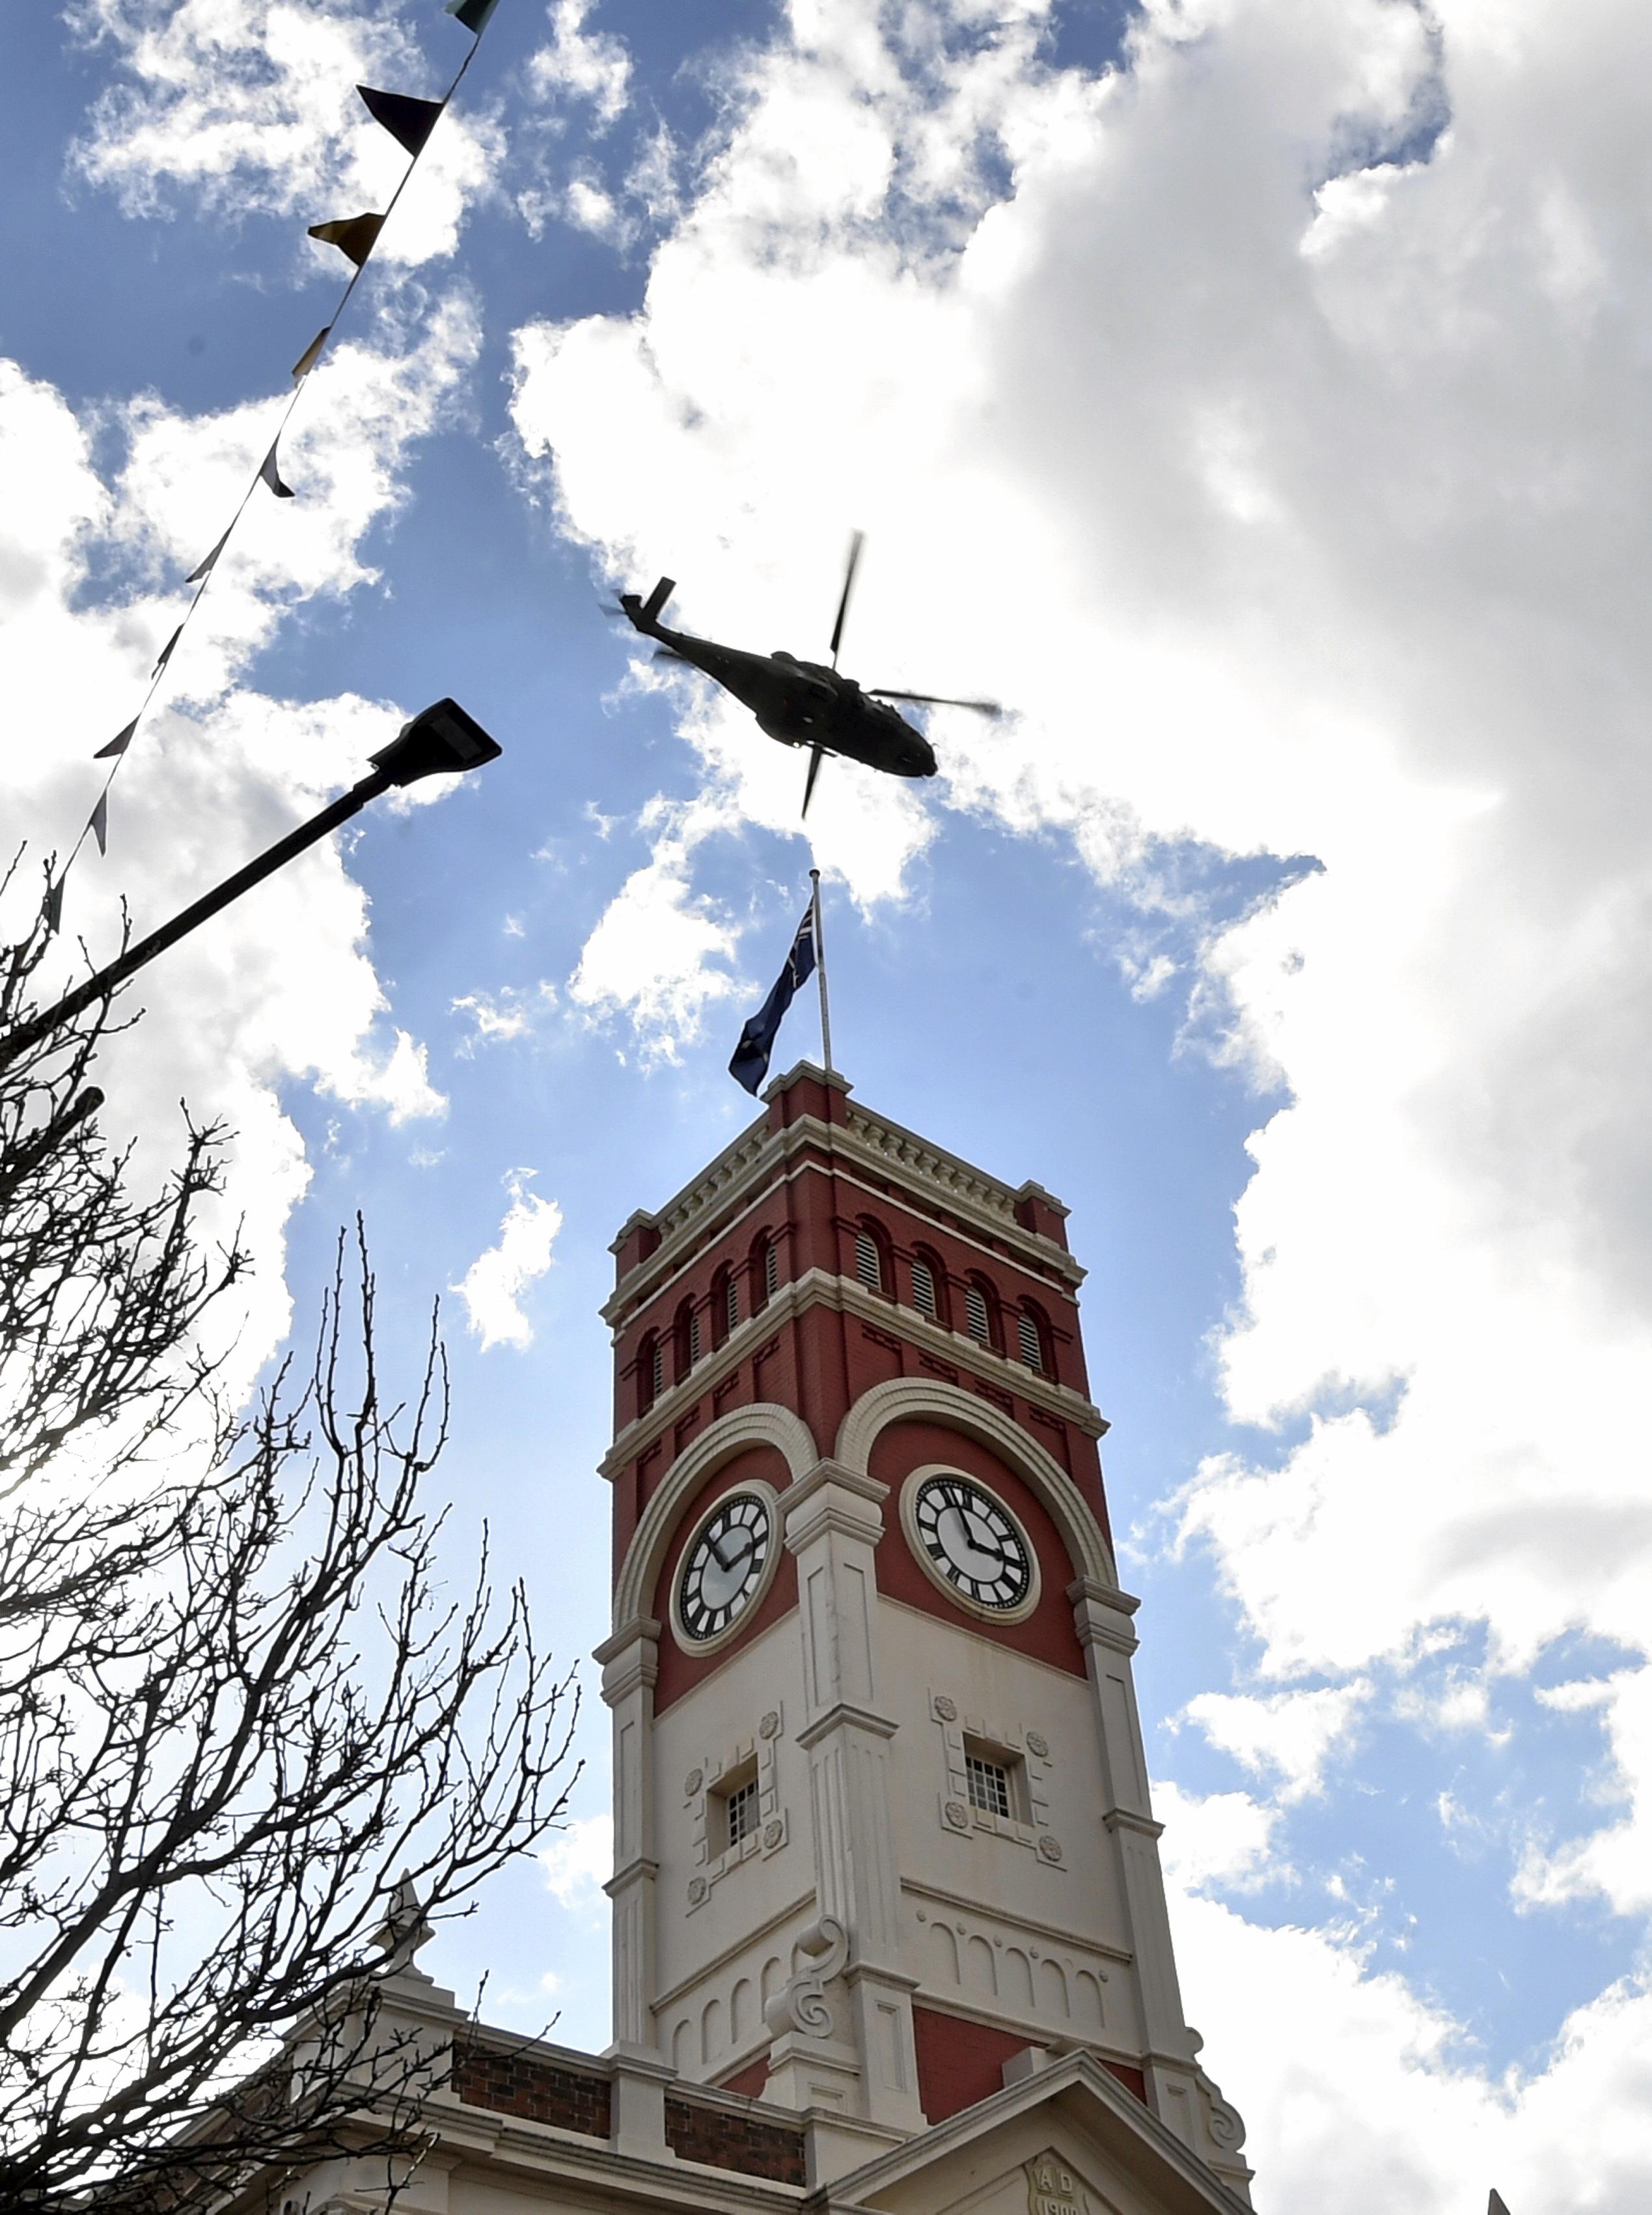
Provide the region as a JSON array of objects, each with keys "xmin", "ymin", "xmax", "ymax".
[{"xmin": 1026, "ymin": 2158, "xmax": 1084, "ymax": 2215}]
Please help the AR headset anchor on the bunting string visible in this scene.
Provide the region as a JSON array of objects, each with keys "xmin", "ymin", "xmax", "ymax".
[{"xmin": 51, "ymin": 0, "xmax": 502, "ymax": 921}]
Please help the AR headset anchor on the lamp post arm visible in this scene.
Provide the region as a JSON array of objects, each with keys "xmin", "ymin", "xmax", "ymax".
[{"xmin": 0, "ymin": 767, "xmax": 391, "ymax": 1077}]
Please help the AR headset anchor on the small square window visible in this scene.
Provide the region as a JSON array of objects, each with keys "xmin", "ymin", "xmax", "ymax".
[
  {"xmin": 965, "ymin": 1753, "xmax": 1011, "ymax": 1819},
  {"xmin": 718, "ymin": 1768, "xmax": 760, "ymax": 1852}
]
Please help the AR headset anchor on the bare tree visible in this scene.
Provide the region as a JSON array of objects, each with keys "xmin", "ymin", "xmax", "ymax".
[
  {"xmin": 0, "ymin": 860, "xmax": 246, "ymax": 1502},
  {"xmin": 0, "ymin": 872, "xmax": 577, "ymax": 2213}
]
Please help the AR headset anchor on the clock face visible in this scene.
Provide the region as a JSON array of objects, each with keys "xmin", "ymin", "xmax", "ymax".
[
  {"xmin": 912, "ymin": 1474, "xmax": 1034, "ymax": 1611},
  {"xmin": 677, "ymin": 1492, "xmax": 773, "ymax": 1644}
]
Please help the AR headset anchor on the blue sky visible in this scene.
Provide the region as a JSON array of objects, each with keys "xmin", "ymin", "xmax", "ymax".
[{"xmin": 5, "ymin": 3, "xmax": 1652, "ymax": 2207}]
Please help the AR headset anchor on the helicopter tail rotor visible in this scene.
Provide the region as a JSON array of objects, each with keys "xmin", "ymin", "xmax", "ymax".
[
  {"xmin": 802, "ymin": 743, "xmax": 827, "ymax": 817},
  {"xmin": 829, "ymin": 531, "xmax": 864, "ymax": 670},
  {"xmin": 868, "ymin": 688, "xmax": 1004, "ymax": 718}
]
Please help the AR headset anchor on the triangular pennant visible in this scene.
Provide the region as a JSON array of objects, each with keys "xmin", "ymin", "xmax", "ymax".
[
  {"xmin": 90, "ymin": 793, "xmax": 108, "ymax": 858},
  {"xmin": 258, "ymin": 441, "xmax": 295, "ymax": 499},
  {"xmin": 445, "ymin": 0, "xmax": 500, "ymax": 31},
  {"xmin": 292, "ymin": 326, "xmax": 331, "ymax": 381},
  {"xmin": 153, "ymin": 625, "xmax": 182, "ymax": 676},
  {"xmin": 186, "ymin": 523, "xmax": 232, "ymax": 584},
  {"xmin": 357, "ymin": 84, "xmax": 445, "ymax": 157},
  {"xmin": 44, "ymin": 877, "xmax": 64, "ymax": 937},
  {"xmin": 307, "ymin": 213, "xmax": 385, "ymax": 269},
  {"xmin": 94, "ymin": 719, "xmax": 138, "ymax": 761}
]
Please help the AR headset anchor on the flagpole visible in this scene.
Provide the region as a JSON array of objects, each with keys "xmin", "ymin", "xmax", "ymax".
[{"xmin": 810, "ymin": 867, "xmax": 834, "ymax": 1076}]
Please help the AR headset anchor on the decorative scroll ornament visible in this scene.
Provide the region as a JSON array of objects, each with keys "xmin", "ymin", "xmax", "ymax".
[{"xmin": 762, "ymin": 1914, "xmax": 847, "ymax": 2039}]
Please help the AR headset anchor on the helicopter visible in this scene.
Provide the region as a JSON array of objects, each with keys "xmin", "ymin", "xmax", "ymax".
[{"xmin": 616, "ymin": 533, "xmax": 1002, "ymax": 815}]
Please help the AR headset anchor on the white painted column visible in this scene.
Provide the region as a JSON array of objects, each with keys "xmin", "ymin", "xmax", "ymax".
[
  {"xmin": 598, "ymin": 1617, "xmax": 662, "ymax": 2056},
  {"xmin": 1067, "ymin": 1581, "xmax": 1202, "ymax": 2126},
  {"xmin": 783, "ymin": 1460, "xmax": 926, "ymax": 2134}
]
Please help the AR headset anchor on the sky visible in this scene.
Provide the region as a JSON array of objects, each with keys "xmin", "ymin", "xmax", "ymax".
[{"xmin": 3, "ymin": 1, "xmax": 1651, "ymax": 2208}]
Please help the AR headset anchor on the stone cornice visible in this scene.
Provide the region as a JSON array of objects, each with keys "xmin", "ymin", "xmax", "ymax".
[
  {"xmin": 600, "ymin": 1268, "xmax": 1106, "ymax": 1481},
  {"xmin": 604, "ymin": 1104, "xmax": 1084, "ymax": 1329}
]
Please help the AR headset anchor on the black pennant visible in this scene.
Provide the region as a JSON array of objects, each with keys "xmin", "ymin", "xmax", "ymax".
[
  {"xmin": 44, "ymin": 878, "xmax": 64, "ymax": 937},
  {"xmin": 308, "ymin": 212, "xmax": 385, "ymax": 269},
  {"xmin": 94, "ymin": 719, "xmax": 138, "ymax": 761},
  {"xmin": 259, "ymin": 441, "xmax": 295, "ymax": 499},
  {"xmin": 90, "ymin": 793, "xmax": 109, "ymax": 858},
  {"xmin": 357, "ymin": 84, "xmax": 444, "ymax": 156},
  {"xmin": 153, "ymin": 625, "xmax": 182, "ymax": 677},
  {"xmin": 186, "ymin": 524, "xmax": 232, "ymax": 584}
]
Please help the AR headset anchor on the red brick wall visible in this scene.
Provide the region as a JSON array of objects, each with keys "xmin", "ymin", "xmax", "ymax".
[
  {"xmin": 717, "ymin": 2054, "xmax": 771, "ymax": 2098},
  {"xmin": 911, "ymin": 2007, "xmax": 1148, "ymax": 2122},
  {"xmin": 663, "ymin": 2093, "xmax": 805, "ymax": 2182},
  {"xmin": 451, "ymin": 2043, "xmax": 611, "ymax": 2136}
]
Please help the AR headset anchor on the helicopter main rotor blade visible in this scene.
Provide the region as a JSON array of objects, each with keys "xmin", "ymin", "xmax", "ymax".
[
  {"xmin": 867, "ymin": 688, "xmax": 1004, "ymax": 717},
  {"xmin": 829, "ymin": 530, "xmax": 864, "ymax": 670},
  {"xmin": 802, "ymin": 743, "xmax": 827, "ymax": 817}
]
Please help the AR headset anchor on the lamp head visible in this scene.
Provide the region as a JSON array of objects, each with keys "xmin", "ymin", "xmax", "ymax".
[{"xmin": 370, "ymin": 698, "xmax": 502, "ymax": 787}]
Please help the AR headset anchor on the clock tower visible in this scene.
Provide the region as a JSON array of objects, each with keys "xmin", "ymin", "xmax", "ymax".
[{"xmin": 596, "ymin": 1064, "xmax": 1252, "ymax": 2201}]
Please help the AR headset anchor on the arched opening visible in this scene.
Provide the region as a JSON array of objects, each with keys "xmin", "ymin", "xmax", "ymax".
[
  {"xmin": 710, "ymin": 1263, "xmax": 734, "ymax": 1350},
  {"xmin": 673, "ymin": 1298, "xmax": 699, "ymax": 1384},
  {"xmin": 853, "ymin": 1217, "xmax": 890, "ymax": 1297},
  {"xmin": 638, "ymin": 1331, "xmax": 662, "ymax": 1416},
  {"xmin": 910, "ymin": 1246, "xmax": 948, "ymax": 1328},
  {"xmin": 963, "ymin": 1274, "xmax": 1001, "ymax": 1352},
  {"xmin": 1016, "ymin": 1301, "xmax": 1052, "ymax": 1376}
]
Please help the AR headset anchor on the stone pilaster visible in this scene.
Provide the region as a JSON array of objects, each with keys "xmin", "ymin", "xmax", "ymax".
[
  {"xmin": 1067, "ymin": 1584, "xmax": 1193, "ymax": 2082},
  {"xmin": 782, "ymin": 1460, "xmax": 926, "ymax": 2132},
  {"xmin": 598, "ymin": 1617, "xmax": 662, "ymax": 2054}
]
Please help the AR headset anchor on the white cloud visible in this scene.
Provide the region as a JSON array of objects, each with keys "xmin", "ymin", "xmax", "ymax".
[
  {"xmin": 1170, "ymin": 1884, "xmax": 1652, "ymax": 2215},
  {"xmin": 2, "ymin": 290, "xmax": 467, "ymax": 1412},
  {"xmin": 502, "ymin": 0, "xmax": 1652, "ymax": 2186},
  {"xmin": 564, "ymin": 792, "xmax": 743, "ymax": 1061},
  {"xmin": 1179, "ymin": 1682, "xmax": 1371, "ymax": 1804},
  {"xmin": 69, "ymin": 0, "xmax": 503, "ymax": 266},
  {"xmin": 527, "ymin": 1, "xmax": 632, "ymax": 128},
  {"xmin": 1155, "ymin": 1781, "xmax": 1282, "ymax": 1895},
  {"xmin": 450, "ymin": 981, "xmax": 559, "ymax": 1053},
  {"xmin": 450, "ymin": 1170, "xmax": 562, "ymax": 1352},
  {"xmin": 539, "ymin": 1812, "xmax": 612, "ymax": 1910}
]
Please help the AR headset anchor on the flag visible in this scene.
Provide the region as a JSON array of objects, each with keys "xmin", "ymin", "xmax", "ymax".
[
  {"xmin": 90, "ymin": 793, "xmax": 108, "ymax": 857},
  {"xmin": 307, "ymin": 212, "xmax": 385, "ymax": 268},
  {"xmin": 44, "ymin": 878, "xmax": 64, "ymax": 936},
  {"xmin": 94, "ymin": 719, "xmax": 137, "ymax": 760},
  {"xmin": 357, "ymin": 84, "xmax": 445, "ymax": 156},
  {"xmin": 1489, "ymin": 2195, "xmax": 1511, "ymax": 2215},
  {"xmin": 292, "ymin": 325, "xmax": 331, "ymax": 380},
  {"xmin": 259, "ymin": 441, "xmax": 295, "ymax": 498},
  {"xmin": 729, "ymin": 906, "xmax": 816, "ymax": 1095},
  {"xmin": 186, "ymin": 523, "xmax": 232, "ymax": 583},
  {"xmin": 153, "ymin": 625, "xmax": 182, "ymax": 676},
  {"xmin": 446, "ymin": 0, "xmax": 501, "ymax": 31}
]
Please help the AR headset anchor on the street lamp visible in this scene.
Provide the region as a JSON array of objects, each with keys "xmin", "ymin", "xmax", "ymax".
[{"xmin": 0, "ymin": 699, "xmax": 501, "ymax": 1077}]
